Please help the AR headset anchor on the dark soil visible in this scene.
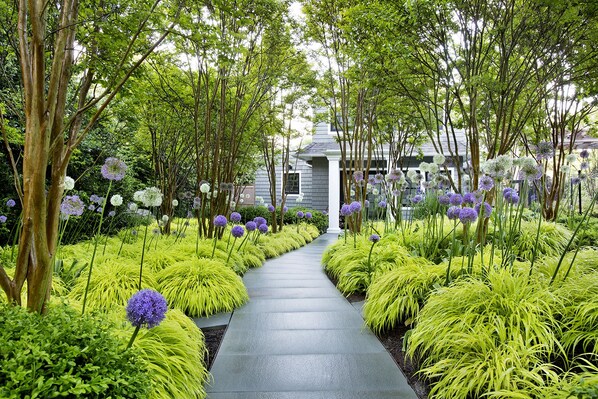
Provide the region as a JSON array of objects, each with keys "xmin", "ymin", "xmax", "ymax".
[
  {"xmin": 203, "ymin": 326, "xmax": 226, "ymax": 370},
  {"xmin": 325, "ymin": 270, "xmax": 429, "ymax": 399}
]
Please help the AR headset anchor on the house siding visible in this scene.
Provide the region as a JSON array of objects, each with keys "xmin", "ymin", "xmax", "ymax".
[
  {"xmin": 311, "ymin": 157, "xmax": 329, "ymax": 211},
  {"xmin": 254, "ymin": 160, "xmax": 313, "ymax": 209}
]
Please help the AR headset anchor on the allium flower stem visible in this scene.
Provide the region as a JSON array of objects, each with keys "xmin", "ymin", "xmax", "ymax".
[
  {"xmin": 82, "ymin": 181, "xmax": 112, "ymax": 315},
  {"xmin": 226, "ymin": 237, "xmax": 237, "ymax": 264},
  {"xmin": 138, "ymin": 222, "xmax": 150, "ymax": 290},
  {"xmin": 126, "ymin": 325, "xmax": 141, "ymax": 350},
  {"xmin": 445, "ymin": 220, "xmax": 458, "ymax": 286},
  {"xmin": 211, "ymin": 229, "xmax": 219, "ymax": 258}
]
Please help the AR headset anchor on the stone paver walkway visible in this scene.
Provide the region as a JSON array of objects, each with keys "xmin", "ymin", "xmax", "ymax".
[{"xmin": 207, "ymin": 233, "xmax": 418, "ymax": 399}]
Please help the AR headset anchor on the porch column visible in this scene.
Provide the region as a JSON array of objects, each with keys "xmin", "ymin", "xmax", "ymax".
[{"xmin": 327, "ymin": 153, "xmax": 341, "ymax": 233}]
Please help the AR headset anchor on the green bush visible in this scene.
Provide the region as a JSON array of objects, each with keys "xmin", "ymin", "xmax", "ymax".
[
  {"xmin": 157, "ymin": 259, "xmax": 248, "ymax": 317},
  {"xmin": 236, "ymin": 205, "xmax": 271, "ymax": 223},
  {"xmin": 0, "ymin": 303, "xmax": 150, "ymax": 398}
]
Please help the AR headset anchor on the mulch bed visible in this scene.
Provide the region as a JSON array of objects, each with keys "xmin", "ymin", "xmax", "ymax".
[{"xmin": 203, "ymin": 326, "xmax": 226, "ymax": 370}]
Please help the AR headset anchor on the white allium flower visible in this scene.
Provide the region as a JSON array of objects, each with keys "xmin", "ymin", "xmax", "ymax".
[
  {"xmin": 566, "ymin": 153, "xmax": 578, "ymax": 164},
  {"xmin": 200, "ymin": 183, "xmax": 210, "ymax": 194},
  {"xmin": 433, "ymin": 154, "xmax": 446, "ymax": 165},
  {"xmin": 561, "ymin": 165, "xmax": 572, "ymax": 174},
  {"xmin": 172, "ymin": 199, "xmax": 179, "ymax": 207},
  {"xmin": 407, "ymin": 170, "xmax": 417, "ymax": 181},
  {"xmin": 213, "ymin": 190, "xmax": 218, "ymax": 198},
  {"xmin": 496, "ymin": 155, "xmax": 513, "ymax": 171},
  {"xmin": 128, "ymin": 202, "xmax": 138, "ymax": 212},
  {"xmin": 419, "ymin": 162, "xmax": 430, "ymax": 173},
  {"xmin": 110, "ymin": 194, "xmax": 123, "ymax": 207},
  {"xmin": 255, "ymin": 196, "xmax": 264, "ymax": 203},
  {"xmin": 141, "ymin": 187, "xmax": 163, "ymax": 207},
  {"xmin": 162, "ymin": 215, "xmax": 169, "ymax": 223},
  {"xmin": 372, "ymin": 188, "xmax": 379, "ymax": 195},
  {"xmin": 296, "ymin": 197, "xmax": 303, "ymax": 203},
  {"xmin": 350, "ymin": 190, "xmax": 355, "ymax": 196},
  {"xmin": 429, "ymin": 163, "xmax": 439, "ymax": 174},
  {"xmin": 230, "ymin": 201, "xmax": 236, "ymax": 208},
  {"xmin": 239, "ymin": 198, "xmax": 244, "ymax": 204},
  {"xmin": 133, "ymin": 190, "xmax": 144, "ymax": 202},
  {"xmin": 64, "ymin": 176, "xmax": 75, "ymax": 191}
]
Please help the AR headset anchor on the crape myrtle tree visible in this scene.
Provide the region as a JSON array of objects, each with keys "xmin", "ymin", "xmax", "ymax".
[
  {"xmin": 0, "ymin": 0, "xmax": 180, "ymax": 312},
  {"xmin": 303, "ymin": 0, "xmax": 382, "ymax": 233},
  {"xmin": 177, "ymin": 0, "xmax": 296, "ymax": 238}
]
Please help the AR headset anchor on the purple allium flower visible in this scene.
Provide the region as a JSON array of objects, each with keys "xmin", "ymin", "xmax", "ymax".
[
  {"xmin": 193, "ymin": 197, "xmax": 201, "ymax": 210},
  {"xmin": 506, "ymin": 193, "xmax": 520, "ymax": 205},
  {"xmin": 230, "ymin": 212, "xmax": 242, "ymax": 223},
  {"xmin": 340, "ymin": 204, "xmax": 352, "ymax": 216},
  {"xmin": 378, "ymin": 200, "xmax": 387, "ymax": 208},
  {"xmin": 108, "ymin": 210, "xmax": 116, "ymax": 217},
  {"xmin": 503, "ymin": 187, "xmax": 515, "ymax": 197},
  {"xmin": 96, "ymin": 207, "xmax": 103, "ymax": 213},
  {"xmin": 349, "ymin": 201, "xmax": 362, "ymax": 213},
  {"xmin": 60, "ymin": 195, "xmax": 85, "ymax": 216},
  {"xmin": 305, "ymin": 212, "xmax": 312, "ymax": 219},
  {"xmin": 571, "ymin": 177, "xmax": 581, "ymax": 185},
  {"xmin": 374, "ymin": 173, "xmax": 384, "ymax": 184},
  {"xmin": 580, "ymin": 149, "xmax": 590, "ymax": 159},
  {"xmin": 353, "ymin": 171, "xmax": 364, "ymax": 182},
  {"xmin": 392, "ymin": 189, "xmax": 400, "ymax": 197},
  {"xmin": 214, "ymin": 215, "xmax": 228, "ymax": 227},
  {"xmin": 126, "ymin": 289, "xmax": 167, "ymax": 329},
  {"xmin": 101, "ymin": 157, "xmax": 127, "ymax": 181},
  {"xmin": 267, "ymin": 204, "xmax": 275, "ymax": 212},
  {"xmin": 297, "ymin": 211, "xmax": 304, "ymax": 218},
  {"xmin": 463, "ymin": 192, "xmax": 476, "ymax": 205},
  {"xmin": 6, "ymin": 199, "xmax": 15, "ymax": 208},
  {"xmin": 447, "ymin": 206, "xmax": 461, "ymax": 220},
  {"xmin": 459, "ymin": 207, "xmax": 478, "ymax": 224},
  {"xmin": 580, "ymin": 161, "xmax": 589, "ymax": 170},
  {"xmin": 472, "ymin": 190, "xmax": 484, "ymax": 204},
  {"xmin": 535, "ymin": 141, "xmax": 554, "ymax": 160},
  {"xmin": 474, "ymin": 202, "xmax": 492, "ymax": 218},
  {"xmin": 246, "ymin": 221, "xmax": 257, "ymax": 231},
  {"xmin": 365, "ymin": 200, "xmax": 370, "ymax": 207},
  {"xmin": 368, "ymin": 176, "xmax": 376, "ymax": 185},
  {"xmin": 88, "ymin": 204, "xmax": 96, "ymax": 211},
  {"xmin": 258, "ymin": 224, "xmax": 269, "ymax": 234},
  {"xmin": 0, "ymin": 215, "xmax": 6, "ymax": 223},
  {"xmin": 322, "ymin": 211, "xmax": 328, "ymax": 216},
  {"xmin": 283, "ymin": 206, "xmax": 288, "ymax": 213},
  {"xmin": 438, "ymin": 195, "xmax": 451, "ymax": 206},
  {"xmin": 369, "ymin": 234, "xmax": 380, "ymax": 243},
  {"xmin": 90, "ymin": 194, "xmax": 101, "ymax": 204},
  {"xmin": 254, "ymin": 216, "xmax": 267, "ymax": 226},
  {"xmin": 479, "ymin": 175, "xmax": 494, "ymax": 191},
  {"xmin": 450, "ymin": 194, "xmax": 463, "ymax": 206},
  {"xmin": 231, "ymin": 225, "xmax": 245, "ymax": 238},
  {"xmin": 411, "ymin": 195, "xmax": 423, "ymax": 204}
]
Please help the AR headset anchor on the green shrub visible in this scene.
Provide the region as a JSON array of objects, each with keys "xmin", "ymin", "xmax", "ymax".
[
  {"xmin": 157, "ymin": 259, "xmax": 248, "ymax": 317},
  {"xmin": 68, "ymin": 259, "xmax": 158, "ymax": 311},
  {"xmin": 0, "ymin": 303, "xmax": 150, "ymax": 398},
  {"xmin": 237, "ymin": 205, "xmax": 271, "ymax": 223},
  {"xmin": 407, "ymin": 270, "xmax": 562, "ymax": 399},
  {"xmin": 513, "ymin": 221, "xmax": 573, "ymax": 262}
]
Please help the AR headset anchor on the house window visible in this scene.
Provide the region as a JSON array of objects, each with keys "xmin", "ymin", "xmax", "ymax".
[{"xmin": 283, "ymin": 172, "xmax": 301, "ymax": 195}]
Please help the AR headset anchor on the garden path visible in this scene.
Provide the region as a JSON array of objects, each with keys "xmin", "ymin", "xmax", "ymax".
[{"xmin": 206, "ymin": 233, "xmax": 418, "ymax": 399}]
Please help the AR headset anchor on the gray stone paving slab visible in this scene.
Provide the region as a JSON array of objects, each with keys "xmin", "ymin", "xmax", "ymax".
[
  {"xmin": 218, "ymin": 329, "xmax": 386, "ymax": 355},
  {"xmin": 207, "ymin": 233, "xmax": 418, "ymax": 399},
  {"xmin": 192, "ymin": 312, "xmax": 232, "ymax": 329},
  {"xmin": 208, "ymin": 353, "xmax": 413, "ymax": 393},
  {"xmin": 226, "ymin": 311, "xmax": 366, "ymax": 330}
]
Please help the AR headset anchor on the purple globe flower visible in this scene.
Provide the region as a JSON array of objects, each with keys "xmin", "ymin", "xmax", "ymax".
[
  {"xmin": 505, "ymin": 193, "xmax": 520, "ymax": 204},
  {"xmin": 580, "ymin": 161, "xmax": 589, "ymax": 170},
  {"xmin": 447, "ymin": 206, "xmax": 461, "ymax": 220},
  {"xmin": 267, "ymin": 204, "xmax": 275, "ymax": 212},
  {"xmin": 101, "ymin": 157, "xmax": 127, "ymax": 181},
  {"xmin": 297, "ymin": 211, "xmax": 304, "ymax": 218},
  {"xmin": 365, "ymin": 200, "xmax": 370, "ymax": 207},
  {"xmin": 126, "ymin": 289, "xmax": 167, "ymax": 329},
  {"xmin": 231, "ymin": 225, "xmax": 245, "ymax": 238},
  {"xmin": 283, "ymin": 206, "xmax": 288, "ymax": 213},
  {"xmin": 580, "ymin": 149, "xmax": 589, "ymax": 159},
  {"xmin": 6, "ymin": 199, "xmax": 15, "ymax": 208},
  {"xmin": 374, "ymin": 173, "xmax": 384, "ymax": 184},
  {"xmin": 214, "ymin": 215, "xmax": 228, "ymax": 227},
  {"xmin": 459, "ymin": 207, "xmax": 478, "ymax": 224},
  {"xmin": 305, "ymin": 212, "xmax": 312, "ymax": 219},
  {"xmin": 378, "ymin": 200, "xmax": 387, "ymax": 208},
  {"xmin": 503, "ymin": 187, "xmax": 515, "ymax": 197},
  {"xmin": 230, "ymin": 212, "xmax": 242, "ymax": 223},
  {"xmin": 108, "ymin": 210, "xmax": 116, "ymax": 217},
  {"xmin": 450, "ymin": 194, "xmax": 463, "ymax": 206},
  {"xmin": 0, "ymin": 215, "xmax": 6, "ymax": 223},
  {"xmin": 349, "ymin": 201, "xmax": 362, "ymax": 213},
  {"xmin": 322, "ymin": 211, "xmax": 328, "ymax": 216},
  {"xmin": 340, "ymin": 204, "xmax": 352, "ymax": 216},
  {"xmin": 462, "ymin": 192, "xmax": 476, "ymax": 205},
  {"xmin": 258, "ymin": 224, "xmax": 269, "ymax": 234},
  {"xmin": 571, "ymin": 177, "xmax": 581, "ymax": 185},
  {"xmin": 369, "ymin": 234, "xmax": 380, "ymax": 243},
  {"xmin": 474, "ymin": 202, "xmax": 493, "ymax": 218},
  {"xmin": 193, "ymin": 197, "xmax": 201, "ymax": 210},
  {"xmin": 411, "ymin": 195, "xmax": 423, "ymax": 204},
  {"xmin": 90, "ymin": 194, "xmax": 101, "ymax": 204},
  {"xmin": 254, "ymin": 216, "xmax": 267, "ymax": 226},
  {"xmin": 96, "ymin": 207, "xmax": 103, "ymax": 213},
  {"xmin": 353, "ymin": 171, "xmax": 364, "ymax": 182},
  {"xmin": 246, "ymin": 221, "xmax": 257, "ymax": 231},
  {"xmin": 479, "ymin": 175, "xmax": 494, "ymax": 191},
  {"xmin": 61, "ymin": 195, "xmax": 85, "ymax": 216},
  {"xmin": 438, "ymin": 195, "xmax": 451, "ymax": 206}
]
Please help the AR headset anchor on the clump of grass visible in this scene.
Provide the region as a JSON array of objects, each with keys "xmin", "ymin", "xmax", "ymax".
[
  {"xmin": 68, "ymin": 259, "xmax": 158, "ymax": 312},
  {"xmin": 157, "ymin": 259, "xmax": 248, "ymax": 317},
  {"xmin": 407, "ymin": 269, "xmax": 562, "ymax": 399},
  {"xmin": 513, "ymin": 221, "xmax": 573, "ymax": 262}
]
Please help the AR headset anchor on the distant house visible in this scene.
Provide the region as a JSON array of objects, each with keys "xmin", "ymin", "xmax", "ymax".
[{"xmin": 255, "ymin": 113, "xmax": 467, "ymax": 233}]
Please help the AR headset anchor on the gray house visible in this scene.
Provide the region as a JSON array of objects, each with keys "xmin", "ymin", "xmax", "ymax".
[{"xmin": 255, "ymin": 115, "xmax": 467, "ymax": 233}]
